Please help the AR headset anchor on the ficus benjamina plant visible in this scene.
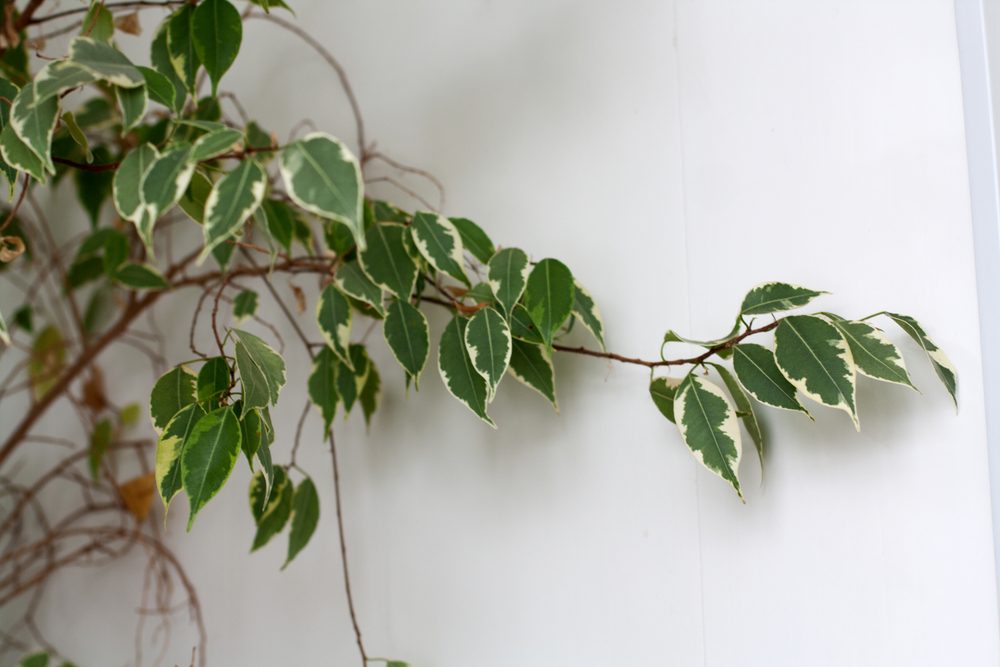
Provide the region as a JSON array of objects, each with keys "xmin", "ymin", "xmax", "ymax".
[{"xmin": 0, "ymin": 0, "xmax": 959, "ymax": 665}]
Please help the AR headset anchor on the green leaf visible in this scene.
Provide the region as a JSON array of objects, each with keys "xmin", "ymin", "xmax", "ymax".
[
  {"xmin": 732, "ymin": 343, "xmax": 810, "ymax": 416},
  {"xmin": 0, "ymin": 124, "xmax": 45, "ymax": 183},
  {"xmin": 828, "ymin": 318, "xmax": 915, "ymax": 390},
  {"xmin": 240, "ymin": 406, "xmax": 264, "ymax": 465},
  {"xmin": 182, "ymin": 406, "xmax": 242, "ymax": 530},
  {"xmin": 709, "ymin": 363, "xmax": 764, "ymax": 472},
  {"xmin": 200, "ymin": 159, "xmax": 267, "ymax": 261},
  {"xmin": 166, "ymin": 5, "xmax": 200, "ymax": 93},
  {"xmin": 190, "ymin": 126, "xmax": 242, "ymax": 161},
  {"xmin": 360, "ymin": 358, "xmax": 381, "ymax": 428},
  {"xmin": 571, "ymin": 280, "xmax": 605, "ymax": 351},
  {"xmin": 197, "ymin": 356, "xmax": 230, "ymax": 403},
  {"xmin": 438, "ymin": 315, "xmax": 495, "ymax": 427},
  {"xmin": 0, "ymin": 77, "xmax": 21, "ymax": 194},
  {"xmin": 675, "ymin": 374, "xmax": 744, "ymax": 499},
  {"xmin": 155, "ymin": 403, "xmax": 206, "ymax": 509},
  {"xmin": 522, "ymin": 258, "xmax": 575, "ymax": 349},
  {"xmin": 149, "ymin": 365, "xmax": 197, "ymax": 432},
  {"xmin": 137, "ymin": 65, "xmax": 178, "ymax": 113},
  {"xmin": 316, "ymin": 283, "xmax": 353, "ymax": 366},
  {"xmin": 359, "ymin": 223, "xmax": 417, "ymax": 299},
  {"xmin": 192, "ymin": 0, "xmax": 242, "ymax": 97},
  {"xmin": 309, "ymin": 346, "xmax": 339, "ymax": 434},
  {"xmin": 113, "ymin": 142, "xmax": 158, "ymax": 222},
  {"xmin": 335, "ymin": 260, "xmax": 385, "ymax": 317},
  {"xmin": 150, "ymin": 20, "xmax": 187, "ymax": 111},
  {"xmin": 233, "ymin": 328, "xmax": 286, "ymax": 410},
  {"xmin": 139, "ymin": 144, "xmax": 196, "ymax": 250},
  {"xmin": 509, "ymin": 304, "xmax": 543, "ymax": 344},
  {"xmin": 114, "ymin": 263, "xmax": 168, "ymax": 290},
  {"xmin": 28, "ymin": 326, "xmax": 65, "ymax": 400},
  {"xmin": 883, "ymin": 312, "xmax": 958, "ymax": 406},
  {"xmin": 120, "ymin": 402, "xmax": 142, "ymax": 427},
  {"xmin": 116, "ymin": 84, "xmax": 147, "ymax": 133},
  {"xmin": 649, "ymin": 376, "xmax": 682, "ymax": 424},
  {"xmin": 487, "ymin": 247, "xmax": 529, "ymax": 317},
  {"xmin": 179, "ymin": 169, "xmax": 213, "ymax": 223},
  {"xmin": 508, "ymin": 339, "xmax": 557, "ymax": 410},
  {"xmin": 464, "ymin": 307, "xmax": 510, "ymax": 398},
  {"xmin": 88, "ymin": 417, "xmax": 113, "ymax": 481},
  {"xmin": 383, "ymin": 298, "xmax": 429, "ymax": 382},
  {"xmin": 774, "ymin": 315, "xmax": 858, "ymax": 428},
  {"xmin": 73, "ymin": 153, "xmax": 112, "ymax": 225},
  {"xmin": 251, "ymin": 467, "xmax": 292, "ymax": 550},
  {"xmin": 284, "ymin": 477, "xmax": 319, "ymax": 568},
  {"xmin": 18, "ymin": 652, "xmax": 48, "ymax": 667},
  {"xmin": 81, "ymin": 2, "xmax": 114, "ymax": 42},
  {"xmin": 10, "ymin": 82, "xmax": 58, "ymax": 174},
  {"xmin": 740, "ymin": 282, "xmax": 825, "ymax": 317},
  {"xmin": 339, "ymin": 344, "xmax": 370, "ymax": 416},
  {"xmin": 67, "ymin": 36, "xmax": 144, "ymax": 88},
  {"xmin": 260, "ymin": 198, "xmax": 297, "ymax": 251},
  {"xmin": 233, "ymin": 289, "xmax": 258, "ymax": 323},
  {"xmin": 62, "ymin": 111, "xmax": 91, "ymax": 162},
  {"xmin": 450, "ymin": 216, "xmax": 494, "ymax": 263},
  {"xmin": 34, "ymin": 60, "xmax": 95, "ymax": 102},
  {"xmin": 410, "ymin": 212, "xmax": 469, "ymax": 285},
  {"xmin": 279, "ymin": 132, "xmax": 364, "ymax": 248}
]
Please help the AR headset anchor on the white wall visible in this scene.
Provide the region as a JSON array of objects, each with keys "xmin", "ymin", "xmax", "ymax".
[{"xmin": 6, "ymin": 1, "xmax": 1000, "ymax": 666}]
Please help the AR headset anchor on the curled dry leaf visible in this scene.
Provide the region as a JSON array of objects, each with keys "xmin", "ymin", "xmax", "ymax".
[
  {"xmin": 114, "ymin": 12, "xmax": 142, "ymax": 36},
  {"xmin": 81, "ymin": 367, "xmax": 108, "ymax": 413},
  {"xmin": 119, "ymin": 472, "xmax": 156, "ymax": 521},
  {"xmin": 0, "ymin": 235, "xmax": 25, "ymax": 263},
  {"xmin": 290, "ymin": 283, "xmax": 306, "ymax": 314}
]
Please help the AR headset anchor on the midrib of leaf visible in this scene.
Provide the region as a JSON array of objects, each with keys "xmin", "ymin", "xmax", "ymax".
[
  {"xmin": 374, "ymin": 225, "xmax": 406, "ymax": 295},
  {"xmin": 217, "ymin": 163, "xmax": 255, "ymax": 229},
  {"xmin": 392, "ymin": 301, "xmax": 418, "ymax": 369},
  {"xmin": 189, "ymin": 413, "xmax": 228, "ymax": 505},
  {"xmin": 298, "ymin": 145, "xmax": 347, "ymax": 212},
  {"xmin": 689, "ymin": 380, "xmax": 733, "ymax": 480},
  {"xmin": 733, "ymin": 347, "xmax": 797, "ymax": 402},
  {"xmin": 784, "ymin": 320, "xmax": 848, "ymax": 405}
]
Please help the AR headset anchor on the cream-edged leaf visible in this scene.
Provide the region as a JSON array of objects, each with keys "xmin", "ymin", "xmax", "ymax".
[
  {"xmin": 410, "ymin": 212, "xmax": 469, "ymax": 285},
  {"xmin": 383, "ymin": 298, "xmax": 429, "ymax": 382},
  {"xmin": 732, "ymin": 343, "xmax": 811, "ymax": 416},
  {"xmin": 883, "ymin": 312, "xmax": 958, "ymax": 406},
  {"xmin": 308, "ymin": 346, "xmax": 339, "ymax": 434},
  {"xmin": 507, "ymin": 339, "xmax": 557, "ymax": 410},
  {"xmin": 316, "ymin": 283, "xmax": 353, "ymax": 366},
  {"xmin": 199, "ymin": 159, "xmax": 266, "ymax": 262},
  {"xmin": 113, "ymin": 143, "xmax": 159, "ymax": 222},
  {"xmin": 334, "ymin": 260, "xmax": 385, "ymax": 317},
  {"xmin": 68, "ymin": 36, "xmax": 144, "ymax": 88},
  {"xmin": 709, "ymin": 363, "xmax": 764, "ymax": 473},
  {"xmin": 359, "ymin": 223, "xmax": 417, "ymax": 299},
  {"xmin": 149, "ymin": 365, "xmax": 197, "ymax": 432},
  {"xmin": 829, "ymin": 318, "xmax": 915, "ymax": 390},
  {"xmin": 464, "ymin": 307, "xmax": 511, "ymax": 399},
  {"xmin": 774, "ymin": 315, "xmax": 858, "ymax": 428},
  {"xmin": 649, "ymin": 376, "xmax": 682, "ymax": 424},
  {"xmin": 279, "ymin": 132, "xmax": 364, "ymax": 249},
  {"xmin": 487, "ymin": 247, "xmax": 529, "ymax": 317},
  {"xmin": 155, "ymin": 403, "xmax": 206, "ymax": 510},
  {"xmin": 571, "ymin": 279, "xmax": 605, "ymax": 351},
  {"xmin": 438, "ymin": 315, "xmax": 496, "ymax": 427},
  {"xmin": 522, "ymin": 258, "xmax": 575, "ymax": 349},
  {"xmin": 10, "ymin": 83, "xmax": 58, "ymax": 174},
  {"xmin": 740, "ymin": 282, "xmax": 825, "ymax": 316},
  {"xmin": 674, "ymin": 374, "xmax": 743, "ymax": 499},
  {"xmin": 190, "ymin": 126, "xmax": 242, "ymax": 161},
  {"xmin": 181, "ymin": 406, "xmax": 241, "ymax": 530}
]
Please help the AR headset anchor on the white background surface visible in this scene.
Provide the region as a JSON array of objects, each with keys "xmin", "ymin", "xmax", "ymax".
[{"xmin": 3, "ymin": 1, "xmax": 1000, "ymax": 666}]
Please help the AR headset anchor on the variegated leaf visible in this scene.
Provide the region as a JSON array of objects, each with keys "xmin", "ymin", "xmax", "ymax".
[
  {"xmin": 359, "ymin": 223, "xmax": 417, "ymax": 299},
  {"xmin": 0, "ymin": 308, "xmax": 8, "ymax": 346},
  {"xmin": 149, "ymin": 365, "xmax": 197, "ymax": 432},
  {"xmin": 360, "ymin": 357, "xmax": 381, "ymax": 428},
  {"xmin": 155, "ymin": 402, "xmax": 206, "ymax": 510},
  {"xmin": 674, "ymin": 374, "xmax": 743, "ymax": 499},
  {"xmin": 709, "ymin": 363, "xmax": 764, "ymax": 472},
  {"xmin": 438, "ymin": 315, "xmax": 496, "ymax": 427},
  {"xmin": 200, "ymin": 159, "xmax": 266, "ymax": 261},
  {"xmin": 884, "ymin": 312, "xmax": 958, "ymax": 406},
  {"xmin": 732, "ymin": 343, "xmax": 810, "ymax": 416},
  {"xmin": 68, "ymin": 37, "xmax": 144, "ymax": 88},
  {"xmin": 190, "ymin": 126, "xmax": 242, "ymax": 161},
  {"xmin": 113, "ymin": 143, "xmax": 158, "ymax": 236},
  {"xmin": 774, "ymin": 315, "xmax": 858, "ymax": 428},
  {"xmin": 383, "ymin": 298, "xmax": 429, "ymax": 382},
  {"xmin": 316, "ymin": 283, "xmax": 352, "ymax": 367},
  {"xmin": 410, "ymin": 212, "xmax": 469, "ymax": 285},
  {"xmin": 0, "ymin": 125, "xmax": 45, "ymax": 183},
  {"xmin": 34, "ymin": 60, "xmax": 95, "ymax": 101},
  {"xmin": 571, "ymin": 279, "xmax": 605, "ymax": 351},
  {"xmin": 487, "ymin": 247, "xmax": 529, "ymax": 317},
  {"xmin": 829, "ymin": 319, "xmax": 914, "ymax": 389},
  {"xmin": 507, "ymin": 339, "xmax": 557, "ymax": 410},
  {"xmin": 279, "ymin": 132, "xmax": 364, "ymax": 249},
  {"xmin": 740, "ymin": 282, "xmax": 826, "ymax": 316},
  {"xmin": 335, "ymin": 260, "xmax": 385, "ymax": 317},
  {"xmin": 233, "ymin": 329, "xmax": 286, "ymax": 410},
  {"xmin": 464, "ymin": 307, "xmax": 511, "ymax": 399},
  {"xmin": 166, "ymin": 5, "xmax": 199, "ymax": 93},
  {"xmin": 181, "ymin": 406, "xmax": 241, "ymax": 530},
  {"xmin": 10, "ymin": 83, "xmax": 58, "ymax": 174},
  {"xmin": 138, "ymin": 145, "xmax": 196, "ymax": 252}
]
